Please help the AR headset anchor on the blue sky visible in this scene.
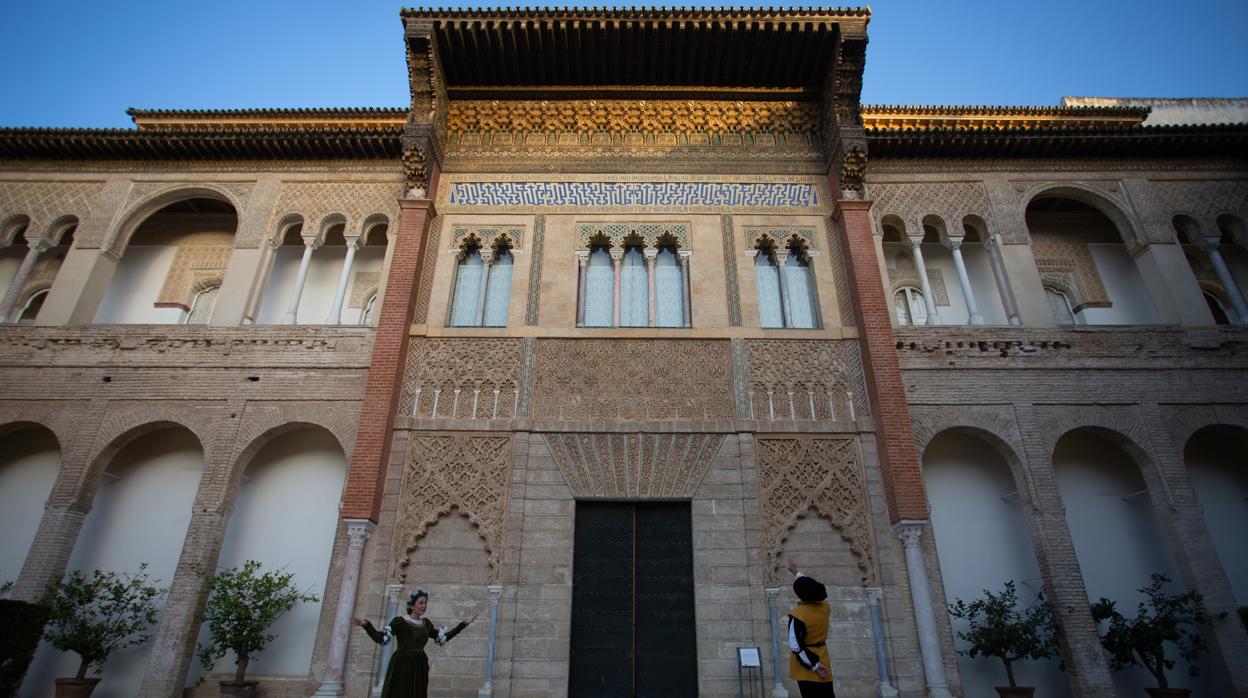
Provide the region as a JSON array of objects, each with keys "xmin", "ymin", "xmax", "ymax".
[{"xmin": 0, "ymin": 1, "xmax": 1244, "ymax": 128}]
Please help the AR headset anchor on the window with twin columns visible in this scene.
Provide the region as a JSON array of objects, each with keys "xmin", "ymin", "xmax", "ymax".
[{"xmin": 576, "ymin": 223, "xmax": 691, "ymax": 328}]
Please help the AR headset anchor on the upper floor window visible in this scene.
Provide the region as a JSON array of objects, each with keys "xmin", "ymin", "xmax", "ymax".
[
  {"xmin": 894, "ymin": 286, "xmax": 927, "ymax": 326},
  {"xmin": 184, "ymin": 285, "xmax": 220, "ymax": 325},
  {"xmin": 17, "ymin": 288, "xmax": 49, "ymax": 324},
  {"xmin": 576, "ymin": 224, "xmax": 690, "ymax": 328},
  {"xmin": 753, "ymin": 236, "xmax": 820, "ymax": 329},
  {"xmin": 1203, "ymin": 291, "xmax": 1231, "ymax": 326},
  {"xmin": 1044, "ymin": 286, "xmax": 1079, "ymax": 326},
  {"xmin": 449, "ymin": 234, "xmax": 515, "ymax": 327}
]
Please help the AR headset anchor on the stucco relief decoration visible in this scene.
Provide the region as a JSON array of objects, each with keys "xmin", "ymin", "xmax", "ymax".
[
  {"xmin": 576, "ymin": 222, "xmax": 688, "ymax": 250},
  {"xmin": 1151, "ymin": 179, "xmax": 1248, "ymax": 229},
  {"xmin": 270, "ymin": 181, "xmax": 401, "ymax": 243},
  {"xmin": 18, "ymin": 256, "xmax": 62, "ymax": 306},
  {"xmin": 543, "ymin": 433, "xmax": 726, "ymax": 498},
  {"xmin": 823, "ymin": 215, "xmax": 856, "ymax": 327},
  {"xmin": 450, "ymin": 225, "xmax": 524, "ymax": 252},
  {"xmin": 400, "ymin": 338, "xmax": 524, "ymax": 419},
  {"xmin": 154, "ymin": 232, "xmax": 234, "ymax": 310},
  {"xmin": 402, "ymin": 145, "xmax": 429, "ymax": 196},
  {"xmin": 745, "ymin": 339, "xmax": 870, "ymax": 422},
  {"xmin": 867, "ymin": 181, "xmax": 993, "ymax": 233},
  {"xmin": 887, "ymin": 253, "xmax": 950, "ymax": 306},
  {"xmin": 1030, "ymin": 231, "xmax": 1111, "ymax": 310},
  {"xmin": 447, "ymin": 100, "xmax": 820, "ymax": 145},
  {"xmin": 755, "ymin": 436, "xmax": 877, "ymax": 585},
  {"xmin": 839, "ymin": 146, "xmax": 867, "ymax": 196},
  {"xmin": 0, "ymin": 181, "xmax": 100, "ymax": 243},
  {"xmin": 391, "ymin": 434, "xmax": 510, "ymax": 583},
  {"xmin": 745, "ymin": 226, "xmax": 819, "ymax": 254},
  {"xmin": 348, "ymin": 271, "xmax": 380, "ymax": 309},
  {"xmin": 531, "ymin": 339, "xmax": 734, "ymax": 421},
  {"xmin": 445, "ymin": 180, "xmax": 820, "ymax": 211},
  {"xmin": 412, "ymin": 216, "xmax": 444, "ymax": 325}
]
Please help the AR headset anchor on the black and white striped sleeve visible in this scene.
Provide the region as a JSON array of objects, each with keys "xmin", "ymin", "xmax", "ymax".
[{"xmin": 787, "ymin": 615, "xmax": 823, "ymax": 672}]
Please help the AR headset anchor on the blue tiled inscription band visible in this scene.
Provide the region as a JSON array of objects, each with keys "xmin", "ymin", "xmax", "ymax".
[{"xmin": 447, "ymin": 182, "xmax": 819, "ymax": 208}]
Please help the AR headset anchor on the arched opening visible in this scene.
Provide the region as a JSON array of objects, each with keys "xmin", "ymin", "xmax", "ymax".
[
  {"xmin": 1052, "ymin": 428, "xmax": 1213, "ymax": 695},
  {"xmin": 187, "ymin": 426, "xmax": 347, "ymax": 685},
  {"xmin": 94, "ymin": 197, "xmax": 238, "ymax": 324},
  {"xmin": 893, "ymin": 285, "xmax": 927, "ymax": 326},
  {"xmin": 397, "ymin": 512, "xmax": 490, "ymax": 695},
  {"xmin": 183, "ymin": 284, "xmax": 220, "ymax": 324},
  {"xmin": 17, "ymin": 288, "xmax": 50, "ymax": 323},
  {"xmin": 347, "ymin": 221, "xmax": 389, "ymax": 326},
  {"xmin": 619, "ymin": 234, "xmax": 648, "ymax": 327},
  {"xmin": 1044, "ymin": 285, "xmax": 1079, "ymax": 325},
  {"xmin": 24, "ymin": 425, "xmax": 204, "ymax": 698},
  {"xmin": 1025, "ymin": 195, "xmax": 1157, "ymax": 325},
  {"xmin": 581, "ymin": 236, "xmax": 615, "ymax": 327},
  {"xmin": 0, "ymin": 425, "xmax": 61, "ymax": 583},
  {"xmin": 653, "ymin": 237, "xmax": 686, "ymax": 327},
  {"xmin": 753, "ymin": 237, "xmax": 785, "ymax": 328},
  {"xmin": 449, "ymin": 236, "xmax": 487, "ymax": 326},
  {"xmin": 881, "ymin": 219, "xmax": 943, "ymax": 325},
  {"xmin": 774, "ymin": 509, "xmax": 879, "ymax": 697},
  {"xmin": 1185, "ymin": 425, "xmax": 1248, "ymax": 605},
  {"xmin": 923, "ymin": 430, "xmax": 1067, "ymax": 697},
  {"xmin": 254, "ymin": 220, "xmax": 305, "ymax": 324},
  {"xmin": 0, "ymin": 219, "xmax": 75, "ymax": 324},
  {"xmin": 1173, "ymin": 214, "xmax": 1244, "ymax": 325}
]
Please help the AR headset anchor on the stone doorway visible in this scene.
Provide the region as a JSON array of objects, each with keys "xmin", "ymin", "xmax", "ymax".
[{"xmin": 568, "ymin": 501, "xmax": 698, "ymax": 697}]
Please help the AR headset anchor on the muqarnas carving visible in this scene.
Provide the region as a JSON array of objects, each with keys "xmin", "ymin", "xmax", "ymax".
[
  {"xmin": 745, "ymin": 339, "xmax": 870, "ymax": 422},
  {"xmin": 400, "ymin": 338, "xmax": 524, "ymax": 419},
  {"xmin": 391, "ymin": 434, "xmax": 511, "ymax": 583},
  {"xmin": 544, "ymin": 433, "xmax": 726, "ymax": 498},
  {"xmin": 531, "ymin": 339, "xmax": 735, "ymax": 421},
  {"xmin": 755, "ymin": 436, "xmax": 877, "ymax": 585}
]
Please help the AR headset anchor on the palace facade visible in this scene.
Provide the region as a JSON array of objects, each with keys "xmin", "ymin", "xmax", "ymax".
[{"xmin": 2, "ymin": 7, "xmax": 1247, "ymax": 698}]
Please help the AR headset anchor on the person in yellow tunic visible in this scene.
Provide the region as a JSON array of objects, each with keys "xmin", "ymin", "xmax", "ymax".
[{"xmin": 784, "ymin": 559, "xmax": 835, "ymax": 697}]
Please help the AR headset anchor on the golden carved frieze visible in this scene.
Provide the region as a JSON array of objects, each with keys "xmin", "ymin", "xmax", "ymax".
[{"xmin": 446, "ymin": 99, "xmax": 820, "ymax": 146}]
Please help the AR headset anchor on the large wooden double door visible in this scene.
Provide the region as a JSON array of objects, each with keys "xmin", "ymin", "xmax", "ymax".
[{"xmin": 568, "ymin": 501, "xmax": 699, "ymax": 697}]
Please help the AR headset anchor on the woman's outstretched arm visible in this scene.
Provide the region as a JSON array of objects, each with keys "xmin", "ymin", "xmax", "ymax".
[
  {"xmin": 352, "ymin": 616, "xmax": 393, "ymax": 645},
  {"xmin": 432, "ymin": 610, "xmax": 481, "ymax": 645}
]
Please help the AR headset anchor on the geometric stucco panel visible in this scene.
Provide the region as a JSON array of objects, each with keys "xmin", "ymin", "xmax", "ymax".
[
  {"xmin": 0, "ymin": 180, "xmax": 103, "ymax": 241},
  {"xmin": 867, "ymin": 181, "xmax": 993, "ymax": 233},
  {"xmin": 542, "ymin": 432, "xmax": 725, "ymax": 498}
]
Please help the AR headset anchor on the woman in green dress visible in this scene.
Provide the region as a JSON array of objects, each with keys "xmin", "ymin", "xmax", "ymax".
[{"xmin": 352, "ymin": 590, "xmax": 479, "ymax": 698}]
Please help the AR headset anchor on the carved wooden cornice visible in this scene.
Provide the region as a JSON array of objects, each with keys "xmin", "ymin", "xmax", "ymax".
[
  {"xmin": 126, "ymin": 107, "xmax": 407, "ymax": 132},
  {"xmin": 861, "ymin": 104, "xmax": 1150, "ymax": 131}
]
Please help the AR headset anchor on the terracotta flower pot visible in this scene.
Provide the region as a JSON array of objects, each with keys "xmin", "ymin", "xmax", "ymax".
[
  {"xmin": 994, "ymin": 687, "xmax": 1035, "ymax": 698},
  {"xmin": 218, "ymin": 680, "xmax": 259, "ymax": 698},
  {"xmin": 54, "ymin": 677, "xmax": 101, "ymax": 698},
  {"xmin": 1145, "ymin": 689, "xmax": 1191, "ymax": 698}
]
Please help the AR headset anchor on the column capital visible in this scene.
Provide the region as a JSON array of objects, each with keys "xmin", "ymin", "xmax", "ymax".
[
  {"xmin": 865, "ymin": 587, "xmax": 884, "ymax": 606},
  {"xmin": 905, "ymin": 236, "xmax": 925, "ymax": 250},
  {"xmin": 1195, "ymin": 236, "xmax": 1221, "ymax": 253},
  {"xmin": 345, "ymin": 518, "xmax": 376, "ymax": 547},
  {"xmin": 893, "ymin": 519, "xmax": 927, "ymax": 548},
  {"xmin": 765, "ymin": 586, "xmax": 782, "ymax": 603},
  {"xmin": 302, "ymin": 236, "xmax": 324, "ymax": 250},
  {"xmin": 344, "ymin": 234, "xmax": 363, "ymax": 250},
  {"xmin": 28, "ymin": 238, "xmax": 54, "ymax": 254},
  {"xmin": 487, "ymin": 584, "xmax": 503, "ymax": 600},
  {"xmin": 479, "ymin": 249, "xmax": 494, "ymax": 264},
  {"xmin": 945, "ymin": 236, "xmax": 965, "ymax": 251},
  {"xmin": 385, "ymin": 583, "xmax": 404, "ymax": 602},
  {"xmin": 609, "ymin": 249, "xmax": 624, "ymax": 262},
  {"xmin": 677, "ymin": 249, "xmax": 692, "ymax": 259},
  {"xmin": 643, "ymin": 248, "xmax": 658, "ymax": 259}
]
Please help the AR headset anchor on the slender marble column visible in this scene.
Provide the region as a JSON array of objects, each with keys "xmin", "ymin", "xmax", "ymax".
[
  {"xmin": 984, "ymin": 234, "xmax": 1021, "ymax": 325},
  {"xmin": 373, "ymin": 584, "xmax": 403, "ymax": 697},
  {"xmin": 474, "ymin": 250, "xmax": 494, "ymax": 326},
  {"xmin": 775, "ymin": 250, "xmax": 794, "ymax": 328},
  {"xmin": 1199, "ymin": 238, "xmax": 1248, "ymax": 324},
  {"xmin": 611, "ymin": 250, "xmax": 623, "ymax": 327},
  {"xmin": 575, "ymin": 251, "xmax": 589, "ymax": 326},
  {"xmin": 866, "ymin": 587, "xmax": 900, "ymax": 698},
  {"xmin": 679, "ymin": 251, "xmax": 692, "ymax": 326},
  {"xmin": 281, "ymin": 238, "xmax": 321, "ymax": 325},
  {"xmin": 907, "ymin": 239, "xmax": 941, "ymax": 325},
  {"xmin": 896, "ymin": 522, "xmax": 952, "ymax": 698},
  {"xmin": 314, "ymin": 519, "xmax": 375, "ymax": 696},
  {"xmin": 0, "ymin": 238, "xmax": 50, "ymax": 323},
  {"xmin": 326, "ymin": 235, "xmax": 362, "ymax": 325},
  {"xmin": 765, "ymin": 587, "xmax": 790, "ymax": 698},
  {"xmin": 947, "ymin": 239, "xmax": 983, "ymax": 325},
  {"xmin": 477, "ymin": 585, "xmax": 503, "ymax": 698},
  {"xmin": 645, "ymin": 248, "xmax": 657, "ymax": 326}
]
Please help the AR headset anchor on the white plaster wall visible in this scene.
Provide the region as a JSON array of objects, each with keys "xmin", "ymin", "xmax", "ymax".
[
  {"xmin": 92, "ymin": 246, "xmax": 186, "ymax": 324},
  {"xmin": 346, "ymin": 245, "xmax": 385, "ymax": 325},
  {"xmin": 923, "ymin": 435, "xmax": 1068, "ymax": 697},
  {"xmin": 1053, "ymin": 431, "xmax": 1216, "ymax": 696},
  {"xmin": 960, "ymin": 244, "xmax": 1010, "ymax": 325},
  {"xmin": 1222, "ymin": 245, "xmax": 1248, "ymax": 305},
  {"xmin": 23, "ymin": 428, "xmax": 202, "ymax": 698},
  {"xmin": 0, "ymin": 428, "xmax": 60, "ymax": 583},
  {"xmin": 0, "ymin": 248, "xmax": 24, "ymax": 300},
  {"xmin": 255, "ymin": 246, "xmax": 368, "ymax": 325},
  {"xmin": 186, "ymin": 429, "xmax": 346, "ymax": 684},
  {"xmin": 1185, "ymin": 428, "xmax": 1248, "ymax": 605},
  {"xmin": 1077, "ymin": 245, "xmax": 1160, "ymax": 325}
]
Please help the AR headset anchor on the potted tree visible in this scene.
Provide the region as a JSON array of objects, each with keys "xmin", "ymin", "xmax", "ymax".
[
  {"xmin": 1091, "ymin": 574, "xmax": 1209, "ymax": 698},
  {"xmin": 0, "ymin": 580, "xmax": 51, "ymax": 698},
  {"xmin": 948, "ymin": 580, "xmax": 1059, "ymax": 698},
  {"xmin": 42, "ymin": 565, "xmax": 165, "ymax": 698},
  {"xmin": 195, "ymin": 560, "xmax": 318, "ymax": 697}
]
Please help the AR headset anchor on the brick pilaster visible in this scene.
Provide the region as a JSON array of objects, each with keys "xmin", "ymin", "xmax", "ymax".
[
  {"xmin": 341, "ymin": 198, "xmax": 435, "ymax": 522},
  {"xmin": 832, "ymin": 198, "xmax": 928, "ymax": 522}
]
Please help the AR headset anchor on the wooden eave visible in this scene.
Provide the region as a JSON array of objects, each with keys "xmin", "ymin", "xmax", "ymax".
[
  {"xmin": 862, "ymin": 104, "xmax": 1150, "ymax": 131},
  {"xmin": 866, "ymin": 124, "xmax": 1248, "ymax": 160},
  {"xmin": 405, "ymin": 7, "xmax": 869, "ymax": 91},
  {"xmin": 127, "ymin": 107, "xmax": 408, "ymax": 132},
  {"xmin": 0, "ymin": 127, "xmax": 404, "ymax": 161}
]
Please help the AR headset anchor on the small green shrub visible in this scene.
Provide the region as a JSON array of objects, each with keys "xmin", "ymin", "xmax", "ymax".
[{"xmin": 949, "ymin": 580, "xmax": 1059, "ymax": 688}]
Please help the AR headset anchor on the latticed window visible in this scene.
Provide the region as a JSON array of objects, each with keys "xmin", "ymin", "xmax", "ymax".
[
  {"xmin": 449, "ymin": 239, "xmax": 515, "ymax": 327},
  {"xmin": 576, "ymin": 234, "xmax": 690, "ymax": 328},
  {"xmin": 184, "ymin": 285, "xmax": 219, "ymax": 325},
  {"xmin": 894, "ymin": 286, "xmax": 927, "ymax": 326},
  {"xmin": 1044, "ymin": 286, "xmax": 1077, "ymax": 326},
  {"xmin": 17, "ymin": 289, "xmax": 48, "ymax": 324}
]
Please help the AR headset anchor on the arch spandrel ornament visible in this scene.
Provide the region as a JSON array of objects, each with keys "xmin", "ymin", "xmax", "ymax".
[
  {"xmin": 542, "ymin": 432, "xmax": 725, "ymax": 498},
  {"xmin": 744, "ymin": 226, "xmax": 819, "ymax": 255},
  {"xmin": 391, "ymin": 434, "xmax": 511, "ymax": 584},
  {"xmin": 576, "ymin": 222, "xmax": 688, "ymax": 250},
  {"xmin": 449, "ymin": 225, "xmax": 524, "ymax": 253},
  {"xmin": 755, "ymin": 436, "xmax": 878, "ymax": 586}
]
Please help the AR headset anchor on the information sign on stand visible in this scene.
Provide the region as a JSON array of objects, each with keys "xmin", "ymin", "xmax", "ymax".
[{"xmin": 737, "ymin": 646, "xmax": 766, "ymax": 698}]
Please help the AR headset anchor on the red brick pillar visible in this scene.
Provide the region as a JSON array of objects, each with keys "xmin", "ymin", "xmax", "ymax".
[
  {"xmin": 342, "ymin": 197, "xmax": 435, "ymax": 522},
  {"xmin": 833, "ymin": 198, "xmax": 928, "ymax": 523}
]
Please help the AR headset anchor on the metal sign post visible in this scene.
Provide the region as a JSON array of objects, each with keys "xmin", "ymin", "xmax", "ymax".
[{"xmin": 737, "ymin": 646, "xmax": 766, "ymax": 698}]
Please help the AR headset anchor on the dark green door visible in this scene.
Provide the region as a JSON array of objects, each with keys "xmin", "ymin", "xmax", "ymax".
[{"xmin": 568, "ymin": 501, "xmax": 698, "ymax": 697}]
